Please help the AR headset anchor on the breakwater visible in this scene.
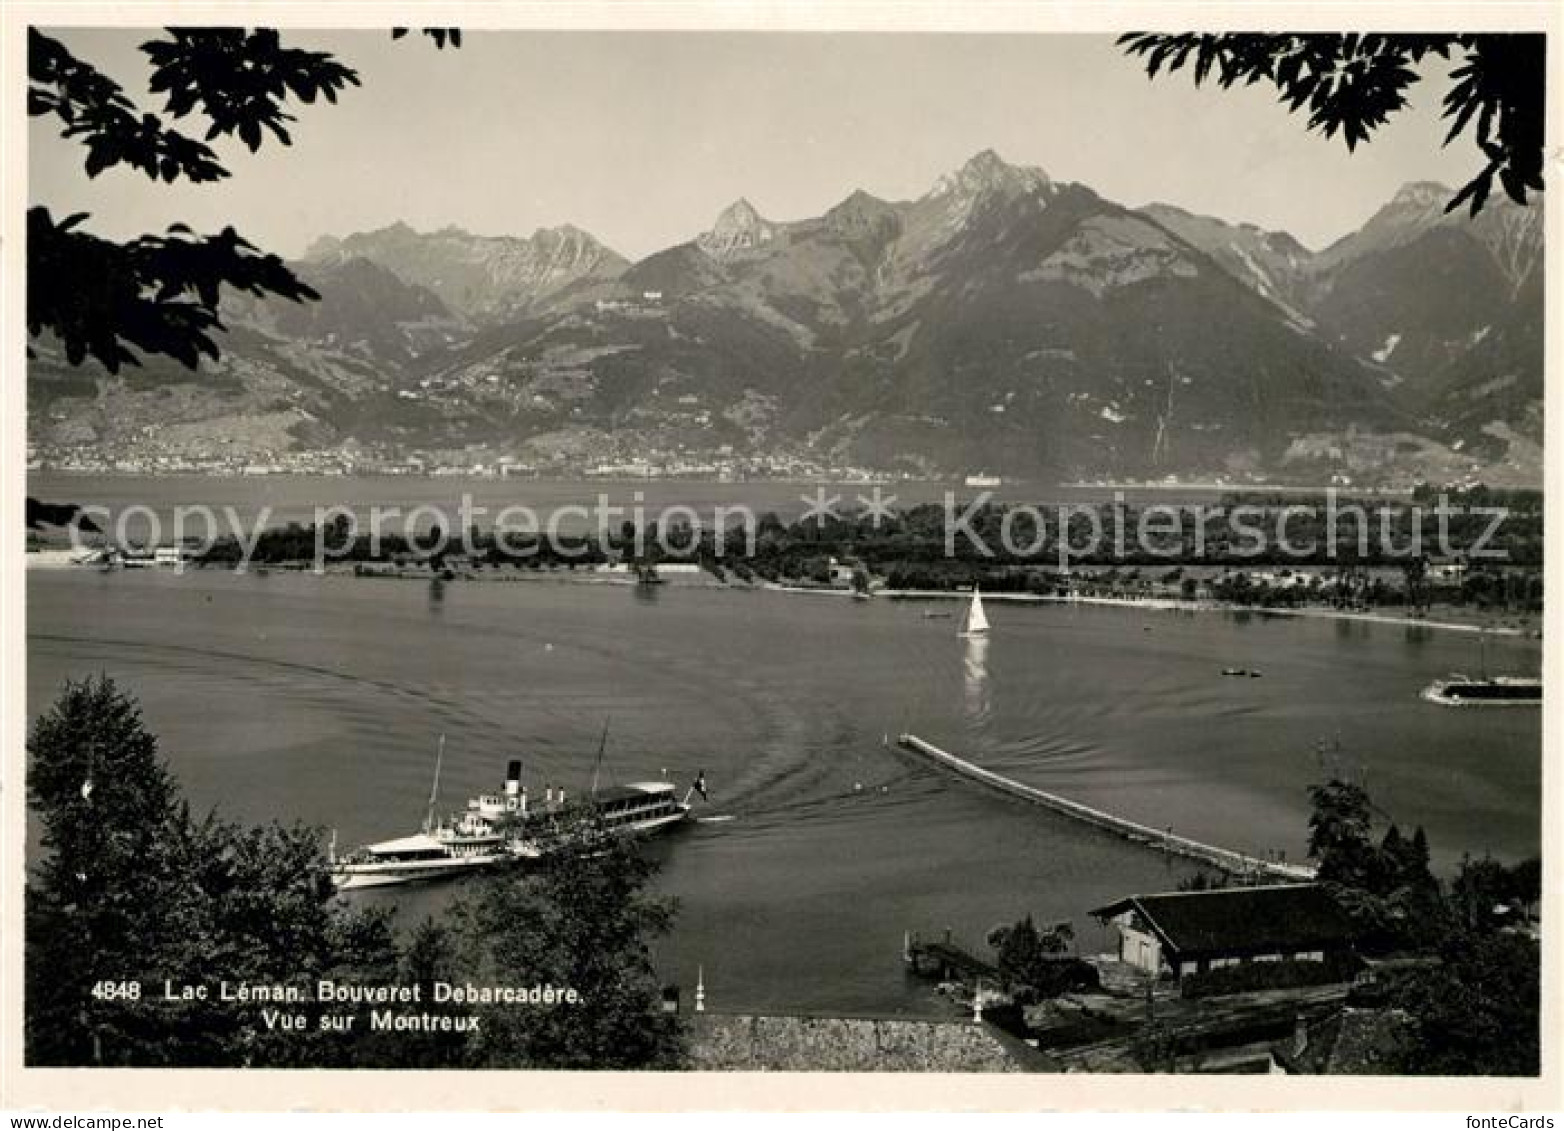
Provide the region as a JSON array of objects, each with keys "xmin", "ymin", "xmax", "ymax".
[{"xmin": 897, "ymin": 734, "xmax": 1316, "ymax": 882}]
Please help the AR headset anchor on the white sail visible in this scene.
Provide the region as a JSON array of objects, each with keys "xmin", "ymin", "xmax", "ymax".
[{"xmin": 959, "ymin": 586, "xmax": 990, "ymax": 637}]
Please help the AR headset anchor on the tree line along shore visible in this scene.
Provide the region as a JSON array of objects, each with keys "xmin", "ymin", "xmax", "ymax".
[{"xmin": 126, "ymin": 492, "xmax": 1543, "ymax": 630}]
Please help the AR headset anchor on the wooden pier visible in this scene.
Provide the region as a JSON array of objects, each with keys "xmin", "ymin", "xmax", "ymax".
[
  {"xmin": 896, "ymin": 734, "xmax": 1315, "ymax": 882},
  {"xmin": 903, "ymin": 930, "xmax": 999, "ymax": 981}
]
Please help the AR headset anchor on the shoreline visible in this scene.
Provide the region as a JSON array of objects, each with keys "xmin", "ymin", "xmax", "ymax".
[
  {"xmin": 874, "ymin": 588, "xmax": 1535, "ymax": 637},
  {"xmin": 32, "ymin": 554, "xmax": 1538, "ymax": 638}
]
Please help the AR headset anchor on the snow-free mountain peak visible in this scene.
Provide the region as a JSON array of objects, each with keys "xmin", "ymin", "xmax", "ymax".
[
  {"xmin": 698, "ymin": 197, "xmax": 777, "ymax": 257},
  {"xmin": 930, "ymin": 148, "xmax": 1051, "ymax": 200},
  {"xmin": 296, "ymin": 221, "xmax": 627, "ymax": 317},
  {"xmin": 1390, "ymin": 181, "xmax": 1453, "ymax": 207},
  {"xmin": 824, "ymin": 189, "xmax": 901, "ymax": 241}
]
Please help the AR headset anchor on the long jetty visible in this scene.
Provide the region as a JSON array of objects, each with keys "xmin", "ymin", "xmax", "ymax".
[{"xmin": 896, "ymin": 734, "xmax": 1316, "ymax": 882}]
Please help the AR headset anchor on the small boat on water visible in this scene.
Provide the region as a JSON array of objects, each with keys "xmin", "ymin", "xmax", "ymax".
[
  {"xmin": 958, "ymin": 586, "xmax": 990, "ymax": 638},
  {"xmin": 1221, "ymin": 667, "xmax": 1263, "ymax": 678},
  {"xmin": 1421, "ymin": 675, "xmax": 1541, "ymax": 706},
  {"xmin": 330, "ymin": 740, "xmax": 704, "ymax": 891}
]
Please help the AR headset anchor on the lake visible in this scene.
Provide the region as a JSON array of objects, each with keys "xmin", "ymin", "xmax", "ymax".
[{"xmin": 25, "ymin": 562, "xmax": 1540, "ymax": 1016}]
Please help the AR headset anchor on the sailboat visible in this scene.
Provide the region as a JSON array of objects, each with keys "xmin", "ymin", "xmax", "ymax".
[{"xmin": 958, "ymin": 586, "xmax": 990, "ymax": 638}]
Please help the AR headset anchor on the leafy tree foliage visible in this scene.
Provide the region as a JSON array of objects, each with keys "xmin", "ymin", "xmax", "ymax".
[
  {"xmin": 28, "ymin": 27, "xmax": 455, "ymax": 374},
  {"xmin": 25, "ymin": 676, "xmax": 399, "ymax": 1066},
  {"xmin": 140, "ymin": 29, "xmax": 360, "ymax": 151},
  {"xmin": 1448, "ymin": 852, "xmax": 1542, "ymax": 932},
  {"xmin": 1118, "ymin": 34, "xmax": 1545, "ymax": 216},
  {"xmin": 354, "ymin": 918, "xmax": 474, "ymax": 1069},
  {"xmin": 392, "ymin": 28, "xmax": 462, "ymax": 50},
  {"xmin": 451, "ymin": 827, "xmax": 684, "ymax": 1069},
  {"xmin": 1387, "ymin": 928, "xmax": 1540, "ymax": 1074},
  {"xmin": 1307, "ymin": 779, "xmax": 1449, "ymax": 951},
  {"xmin": 985, "ymin": 915, "xmax": 1096, "ymax": 1001},
  {"xmin": 1301, "ymin": 774, "xmax": 1540, "ymax": 1073},
  {"xmin": 1374, "ymin": 849, "xmax": 1541, "ymax": 1074},
  {"xmin": 26, "ymin": 675, "xmax": 182, "ymax": 1063},
  {"xmin": 27, "ymin": 676, "xmax": 689, "ymax": 1068},
  {"xmin": 28, "ymin": 207, "xmax": 317, "ymax": 372},
  {"xmin": 1306, "ymin": 778, "xmax": 1375, "ymax": 884}
]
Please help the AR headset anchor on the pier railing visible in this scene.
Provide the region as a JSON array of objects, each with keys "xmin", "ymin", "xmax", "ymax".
[{"xmin": 897, "ymin": 734, "xmax": 1316, "ymax": 883}]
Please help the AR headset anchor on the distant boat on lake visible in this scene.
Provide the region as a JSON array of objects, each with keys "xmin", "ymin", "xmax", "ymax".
[
  {"xmin": 1422, "ymin": 675, "xmax": 1541, "ymax": 706},
  {"xmin": 1422, "ymin": 628, "xmax": 1540, "ymax": 705},
  {"xmin": 958, "ymin": 586, "xmax": 990, "ymax": 638}
]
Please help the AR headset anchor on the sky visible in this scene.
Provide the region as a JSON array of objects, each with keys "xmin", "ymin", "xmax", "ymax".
[{"xmin": 29, "ymin": 29, "xmax": 1479, "ymax": 261}]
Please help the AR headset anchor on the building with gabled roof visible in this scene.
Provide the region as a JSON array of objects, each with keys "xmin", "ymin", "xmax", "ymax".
[{"xmin": 1089, "ymin": 883, "xmax": 1358, "ymax": 980}]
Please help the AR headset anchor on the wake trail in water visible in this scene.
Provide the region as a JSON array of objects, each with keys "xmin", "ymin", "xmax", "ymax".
[{"xmin": 32, "ymin": 632, "xmax": 502, "ymax": 731}]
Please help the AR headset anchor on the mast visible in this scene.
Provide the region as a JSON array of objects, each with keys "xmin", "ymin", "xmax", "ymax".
[
  {"xmin": 423, "ymin": 733, "xmax": 445, "ymax": 834},
  {"xmin": 590, "ymin": 718, "xmax": 610, "ymax": 801}
]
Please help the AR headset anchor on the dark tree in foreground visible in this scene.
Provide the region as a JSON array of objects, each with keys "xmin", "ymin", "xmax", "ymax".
[
  {"xmin": 453, "ymin": 829, "xmax": 685, "ymax": 1069},
  {"xmin": 986, "ymin": 915, "xmax": 1094, "ymax": 1002},
  {"xmin": 26, "ymin": 675, "xmax": 183, "ymax": 1063},
  {"xmin": 1387, "ymin": 927, "xmax": 1540, "ymax": 1075},
  {"xmin": 1301, "ymin": 775, "xmax": 1540, "ymax": 1074},
  {"xmin": 1307, "ymin": 778, "xmax": 1450, "ymax": 951},
  {"xmin": 28, "ymin": 27, "xmax": 456, "ymax": 374},
  {"xmin": 25, "ymin": 676, "xmax": 399, "ymax": 1066},
  {"xmin": 365, "ymin": 918, "xmax": 474, "ymax": 1069},
  {"xmin": 1118, "ymin": 34, "xmax": 1545, "ymax": 216},
  {"xmin": 1306, "ymin": 778, "xmax": 1375, "ymax": 885},
  {"xmin": 26, "ymin": 676, "xmax": 686, "ymax": 1068}
]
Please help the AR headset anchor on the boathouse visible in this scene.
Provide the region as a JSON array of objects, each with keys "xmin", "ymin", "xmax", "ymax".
[{"xmin": 1089, "ymin": 884, "xmax": 1357, "ymax": 980}]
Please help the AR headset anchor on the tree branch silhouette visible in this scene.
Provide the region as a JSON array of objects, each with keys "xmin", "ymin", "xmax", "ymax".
[
  {"xmin": 28, "ymin": 208, "xmax": 318, "ymax": 372},
  {"xmin": 29, "ymin": 27, "xmax": 455, "ymax": 373},
  {"xmin": 30, "ymin": 29, "xmax": 232, "ymax": 184},
  {"xmin": 1118, "ymin": 33, "xmax": 1544, "ymax": 217}
]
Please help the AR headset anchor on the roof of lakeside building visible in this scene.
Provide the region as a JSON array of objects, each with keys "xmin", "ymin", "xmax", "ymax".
[{"xmin": 1089, "ymin": 883, "xmax": 1358, "ymax": 958}]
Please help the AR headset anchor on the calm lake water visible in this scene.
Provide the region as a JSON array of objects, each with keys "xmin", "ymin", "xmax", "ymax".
[{"xmin": 26, "ymin": 563, "xmax": 1540, "ymax": 1016}]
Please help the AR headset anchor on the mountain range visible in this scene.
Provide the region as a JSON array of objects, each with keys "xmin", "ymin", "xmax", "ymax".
[{"xmin": 27, "ymin": 150, "xmax": 1544, "ymax": 485}]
